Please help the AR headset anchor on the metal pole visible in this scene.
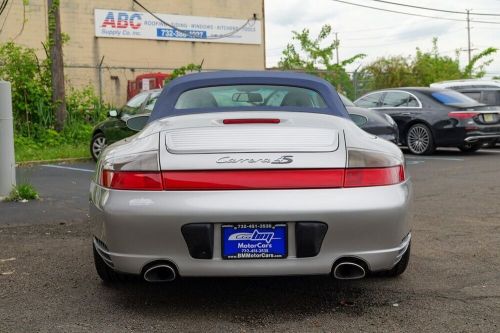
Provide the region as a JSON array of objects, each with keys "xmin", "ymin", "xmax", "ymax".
[
  {"xmin": 0, "ymin": 81, "xmax": 16, "ymax": 198},
  {"xmin": 98, "ymin": 55, "xmax": 104, "ymax": 108},
  {"xmin": 466, "ymin": 9, "xmax": 471, "ymax": 65},
  {"xmin": 353, "ymin": 70, "xmax": 358, "ymax": 100}
]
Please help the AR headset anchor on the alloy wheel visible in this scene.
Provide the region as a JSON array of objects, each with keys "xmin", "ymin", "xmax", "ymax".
[
  {"xmin": 407, "ymin": 125, "xmax": 430, "ymax": 154},
  {"xmin": 92, "ymin": 136, "xmax": 107, "ymax": 159}
]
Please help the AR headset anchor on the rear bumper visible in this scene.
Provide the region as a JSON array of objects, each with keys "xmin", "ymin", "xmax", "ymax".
[
  {"xmin": 90, "ymin": 180, "xmax": 412, "ymax": 277},
  {"xmin": 434, "ymin": 125, "xmax": 500, "ymax": 146}
]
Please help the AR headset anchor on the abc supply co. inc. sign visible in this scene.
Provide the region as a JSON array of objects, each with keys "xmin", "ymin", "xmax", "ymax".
[{"xmin": 94, "ymin": 9, "xmax": 262, "ymax": 45}]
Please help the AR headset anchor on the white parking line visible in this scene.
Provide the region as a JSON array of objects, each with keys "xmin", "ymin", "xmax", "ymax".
[
  {"xmin": 404, "ymin": 156, "xmax": 464, "ymax": 161},
  {"xmin": 406, "ymin": 160, "xmax": 425, "ymax": 165},
  {"xmin": 41, "ymin": 164, "xmax": 94, "ymax": 173}
]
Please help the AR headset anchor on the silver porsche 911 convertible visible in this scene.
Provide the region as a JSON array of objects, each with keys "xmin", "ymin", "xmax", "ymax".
[{"xmin": 90, "ymin": 71, "xmax": 412, "ymax": 283}]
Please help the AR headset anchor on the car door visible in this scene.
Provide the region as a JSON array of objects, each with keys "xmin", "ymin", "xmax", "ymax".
[{"xmin": 374, "ymin": 91, "xmax": 421, "ymax": 132}]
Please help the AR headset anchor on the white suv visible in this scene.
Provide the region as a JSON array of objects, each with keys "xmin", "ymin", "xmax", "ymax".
[{"xmin": 430, "ymin": 79, "xmax": 500, "ymax": 90}]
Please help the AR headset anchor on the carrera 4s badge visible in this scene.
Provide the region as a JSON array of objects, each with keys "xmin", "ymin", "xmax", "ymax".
[{"xmin": 216, "ymin": 155, "xmax": 294, "ymax": 165}]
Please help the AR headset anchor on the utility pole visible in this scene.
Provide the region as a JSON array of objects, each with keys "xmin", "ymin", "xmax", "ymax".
[
  {"xmin": 335, "ymin": 32, "xmax": 340, "ymax": 65},
  {"xmin": 466, "ymin": 9, "xmax": 472, "ymax": 64},
  {"xmin": 48, "ymin": 0, "xmax": 66, "ymax": 131}
]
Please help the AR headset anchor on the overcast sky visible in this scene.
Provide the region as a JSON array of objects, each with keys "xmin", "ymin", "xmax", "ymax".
[{"xmin": 264, "ymin": 0, "xmax": 500, "ymax": 77}]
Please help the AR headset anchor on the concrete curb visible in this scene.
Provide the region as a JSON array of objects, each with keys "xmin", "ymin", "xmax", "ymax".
[{"xmin": 17, "ymin": 157, "xmax": 92, "ymax": 166}]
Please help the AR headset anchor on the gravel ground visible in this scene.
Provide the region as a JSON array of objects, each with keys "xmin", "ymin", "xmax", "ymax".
[{"xmin": 1, "ymin": 149, "xmax": 499, "ymax": 332}]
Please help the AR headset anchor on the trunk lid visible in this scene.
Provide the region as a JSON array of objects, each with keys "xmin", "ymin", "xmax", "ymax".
[{"xmin": 157, "ymin": 111, "xmax": 348, "ymax": 170}]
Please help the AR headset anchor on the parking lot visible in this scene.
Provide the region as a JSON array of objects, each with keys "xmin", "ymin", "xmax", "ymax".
[{"xmin": 1, "ymin": 148, "xmax": 499, "ymax": 332}]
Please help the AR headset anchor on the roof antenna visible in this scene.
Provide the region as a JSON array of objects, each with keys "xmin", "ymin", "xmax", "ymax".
[{"xmin": 199, "ymin": 59, "xmax": 204, "ymax": 72}]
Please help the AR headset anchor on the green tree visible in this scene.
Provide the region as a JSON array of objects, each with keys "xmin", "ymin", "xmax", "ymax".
[
  {"xmin": 412, "ymin": 38, "xmax": 462, "ymax": 86},
  {"xmin": 462, "ymin": 47, "xmax": 498, "ymax": 78},
  {"xmin": 278, "ymin": 24, "xmax": 365, "ymax": 99},
  {"xmin": 361, "ymin": 38, "xmax": 498, "ymax": 90},
  {"xmin": 361, "ymin": 55, "xmax": 415, "ymax": 90}
]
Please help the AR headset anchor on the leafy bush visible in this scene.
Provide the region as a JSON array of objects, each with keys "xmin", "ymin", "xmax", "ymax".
[
  {"xmin": 0, "ymin": 42, "xmax": 52, "ymax": 137},
  {"xmin": 4, "ymin": 183, "xmax": 39, "ymax": 202},
  {"xmin": 1, "ymin": 42, "xmax": 109, "ymax": 157}
]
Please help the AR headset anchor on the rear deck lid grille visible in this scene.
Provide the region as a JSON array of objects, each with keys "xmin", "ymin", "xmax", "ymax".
[{"xmin": 165, "ymin": 127, "xmax": 339, "ymax": 154}]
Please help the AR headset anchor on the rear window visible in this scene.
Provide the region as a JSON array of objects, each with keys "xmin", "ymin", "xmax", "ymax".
[
  {"xmin": 432, "ymin": 91, "xmax": 481, "ymax": 106},
  {"xmin": 174, "ymin": 85, "xmax": 327, "ymax": 109}
]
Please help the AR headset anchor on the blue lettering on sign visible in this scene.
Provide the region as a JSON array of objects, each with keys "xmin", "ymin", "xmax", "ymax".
[{"xmin": 156, "ymin": 28, "xmax": 207, "ymax": 39}]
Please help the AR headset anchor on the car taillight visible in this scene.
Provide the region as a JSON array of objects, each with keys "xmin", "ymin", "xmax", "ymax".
[
  {"xmin": 448, "ymin": 112, "xmax": 478, "ymax": 120},
  {"xmin": 101, "ymin": 170, "xmax": 163, "ymax": 190},
  {"xmin": 344, "ymin": 148, "xmax": 405, "ymax": 188},
  {"xmin": 97, "ymin": 150, "xmax": 405, "ymax": 191},
  {"xmin": 98, "ymin": 151, "xmax": 162, "ymax": 190},
  {"xmin": 344, "ymin": 166, "xmax": 404, "ymax": 187}
]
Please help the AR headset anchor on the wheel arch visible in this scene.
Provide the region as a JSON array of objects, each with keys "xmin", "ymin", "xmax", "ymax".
[{"xmin": 92, "ymin": 128, "xmax": 104, "ymax": 138}]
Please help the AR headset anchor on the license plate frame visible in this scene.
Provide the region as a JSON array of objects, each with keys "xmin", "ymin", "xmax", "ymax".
[{"xmin": 221, "ymin": 223, "xmax": 288, "ymax": 259}]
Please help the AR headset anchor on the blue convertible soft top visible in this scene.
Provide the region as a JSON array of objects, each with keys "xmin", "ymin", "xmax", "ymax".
[{"xmin": 149, "ymin": 70, "xmax": 349, "ymax": 122}]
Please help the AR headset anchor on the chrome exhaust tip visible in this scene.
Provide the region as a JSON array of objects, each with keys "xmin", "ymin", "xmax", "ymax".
[
  {"xmin": 333, "ymin": 262, "xmax": 366, "ymax": 280},
  {"xmin": 143, "ymin": 264, "xmax": 176, "ymax": 283}
]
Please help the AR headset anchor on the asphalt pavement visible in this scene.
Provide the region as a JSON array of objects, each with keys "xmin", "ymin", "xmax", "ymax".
[{"xmin": 0, "ymin": 148, "xmax": 499, "ymax": 332}]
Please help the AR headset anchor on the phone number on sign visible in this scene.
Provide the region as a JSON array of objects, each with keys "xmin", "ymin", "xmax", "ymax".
[{"xmin": 156, "ymin": 28, "xmax": 207, "ymax": 39}]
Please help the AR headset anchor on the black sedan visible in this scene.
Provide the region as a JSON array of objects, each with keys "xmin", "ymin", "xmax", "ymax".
[
  {"xmin": 339, "ymin": 94, "xmax": 398, "ymax": 144},
  {"xmin": 90, "ymin": 89, "xmax": 161, "ymax": 161},
  {"xmin": 354, "ymin": 88, "xmax": 500, "ymax": 155}
]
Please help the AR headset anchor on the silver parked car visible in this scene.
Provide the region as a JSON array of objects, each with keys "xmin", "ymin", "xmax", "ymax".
[{"xmin": 90, "ymin": 71, "xmax": 412, "ymax": 283}]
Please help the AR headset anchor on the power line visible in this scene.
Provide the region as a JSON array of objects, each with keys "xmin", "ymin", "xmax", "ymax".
[
  {"xmin": 0, "ymin": 0, "xmax": 12, "ymax": 33},
  {"xmin": 132, "ymin": 0, "xmax": 256, "ymax": 40},
  {"xmin": 368, "ymin": 0, "xmax": 500, "ymax": 17},
  {"xmin": 0, "ymin": 0, "xmax": 8, "ymax": 16},
  {"xmin": 330, "ymin": 0, "xmax": 500, "ymax": 24}
]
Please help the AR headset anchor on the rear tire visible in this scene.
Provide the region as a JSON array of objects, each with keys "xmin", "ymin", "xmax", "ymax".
[
  {"xmin": 384, "ymin": 243, "xmax": 411, "ymax": 278},
  {"xmin": 458, "ymin": 142, "xmax": 482, "ymax": 153},
  {"xmin": 406, "ymin": 124, "xmax": 435, "ymax": 155},
  {"xmin": 93, "ymin": 243, "xmax": 123, "ymax": 284}
]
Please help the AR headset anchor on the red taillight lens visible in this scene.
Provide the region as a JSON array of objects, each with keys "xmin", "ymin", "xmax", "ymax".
[
  {"xmin": 101, "ymin": 170, "xmax": 163, "ymax": 190},
  {"xmin": 98, "ymin": 149, "xmax": 405, "ymax": 190},
  {"xmin": 101, "ymin": 167, "xmax": 405, "ymax": 191},
  {"xmin": 162, "ymin": 169, "xmax": 345, "ymax": 190},
  {"xmin": 344, "ymin": 166, "xmax": 405, "ymax": 188},
  {"xmin": 223, "ymin": 118, "xmax": 281, "ymax": 124},
  {"xmin": 448, "ymin": 112, "xmax": 477, "ymax": 120}
]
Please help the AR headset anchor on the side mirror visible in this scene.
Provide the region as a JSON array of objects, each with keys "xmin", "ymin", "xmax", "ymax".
[
  {"xmin": 108, "ymin": 110, "xmax": 118, "ymax": 117},
  {"xmin": 126, "ymin": 115, "xmax": 149, "ymax": 132}
]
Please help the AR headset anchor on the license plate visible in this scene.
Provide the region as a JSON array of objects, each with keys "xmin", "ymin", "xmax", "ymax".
[
  {"xmin": 483, "ymin": 113, "xmax": 496, "ymax": 123},
  {"xmin": 222, "ymin": 223, "xmax": 287, "ymax": 259}
]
